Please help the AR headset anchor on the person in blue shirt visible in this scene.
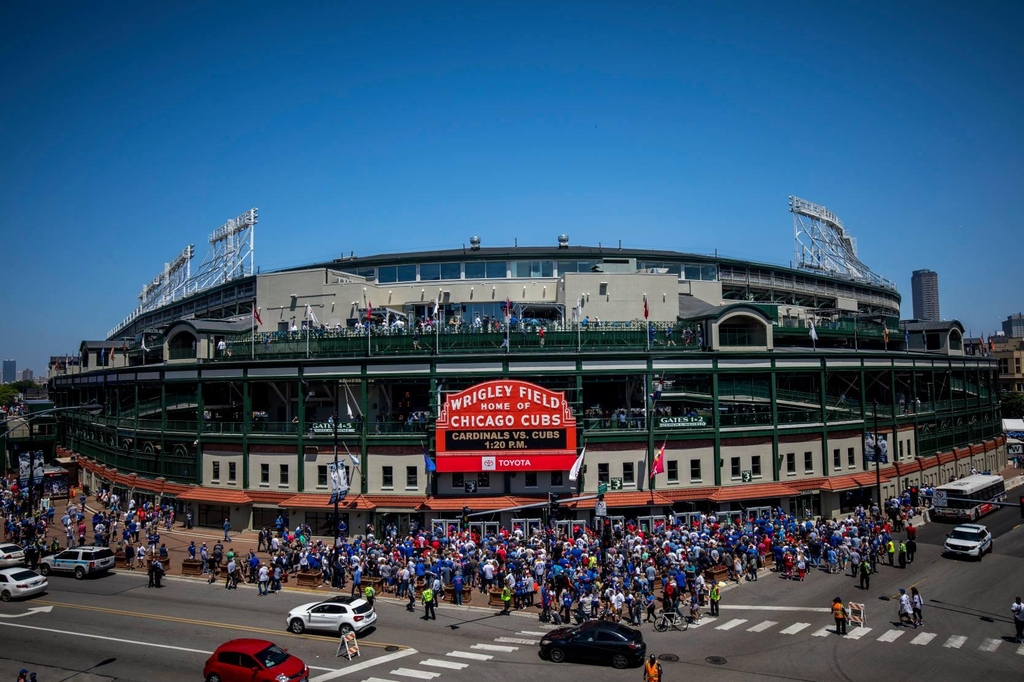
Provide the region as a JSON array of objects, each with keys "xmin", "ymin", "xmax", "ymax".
[{"xmin": 351, "ymin": 564, "xmax": 362, "ymax": 597}]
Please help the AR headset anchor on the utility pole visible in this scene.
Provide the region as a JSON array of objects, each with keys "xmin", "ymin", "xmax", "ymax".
[
  {"xmin": 333, "ymin": 411, "xmax": 340, "ymax": 548},
  {"xmin": 873, "ymin": 399, "xmax": 882, "ymax": 512}
]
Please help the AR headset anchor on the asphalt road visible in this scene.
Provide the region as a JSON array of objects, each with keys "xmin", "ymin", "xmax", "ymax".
[{"xmin": 2, "ymin": 505, "xmax": 1023, "ymax": 681}]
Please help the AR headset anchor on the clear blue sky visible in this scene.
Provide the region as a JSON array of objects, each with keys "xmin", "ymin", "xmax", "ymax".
[{"xmin": 2, "ymin": 2, "xmax": 1022, "ymax": 374}]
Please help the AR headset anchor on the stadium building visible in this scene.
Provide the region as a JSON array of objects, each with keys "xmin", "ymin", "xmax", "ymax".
[{"xmin": 47, "ymin": 200, "xmax": 1006, "ymax": 535}]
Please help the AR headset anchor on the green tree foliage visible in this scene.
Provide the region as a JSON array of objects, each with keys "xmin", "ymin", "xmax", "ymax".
[
  {"xmin": 1000, "ymin": 392, "xmax": 1024, "ymax": 419},
  {"xmin": 9, "ymin": 380, "xmax": 35, "ymax": 394},
  {"xmin": 0, "ymin": 384, "xmax": 17, "ymax": 407}
]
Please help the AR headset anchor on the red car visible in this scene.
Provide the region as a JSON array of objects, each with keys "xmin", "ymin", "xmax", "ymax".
[{"xmin": 203, "ymin": 639, "xmax": 309, "ymax": 682}]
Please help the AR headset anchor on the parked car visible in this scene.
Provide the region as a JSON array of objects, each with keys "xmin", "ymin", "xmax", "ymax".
[
  {"xmin": 286, "ymin": 595, "xmax": 377, "ymax": 635},
  {"xmin": 539, "ymin": 620, "xmax": 647, "ymax": 669},
  {"xmin": 39, "ymin": 546, "xmax": 116, "ymax": 579},
  {"xmin": 0, "ymin": 567, "xmax": 47, "ymax": 601},
  {"xmin": 943, "ymin": 523, "xmax": 993, "ymax": 560},
  {"xmin": 203, "ymin": 639, "xmax": 309, "ymax": 682},
  {"xmin": 0, "ymin": 543, "xmax": 26, "ymax": 568}
]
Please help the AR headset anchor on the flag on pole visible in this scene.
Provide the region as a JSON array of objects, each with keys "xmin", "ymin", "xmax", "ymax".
[
  {"xmin": 904, "ymin": 328, "xmax": 910, "ymax": 349},
  {"xmin": 883, "ymin": 327, "xmax": 889, "ymax": 348},
  {"xmin": 505, "ymin": 296, "xmax": 512, "ymax": 321},
  {"xmin": 306, "ymin": 304, "xmax": 319, "ymax": 327},
  {"xmin": 422, "ymin": 445, "xmax": 436, "ymax": 473},
  {"xmin": 100, "ymin": 347, "xmax": 107, "ymax": 365},
  {"xmin": 327, "ymin": 462, "xmax": 339, "ymax": 505},
  {"xmin": 643, "ymin": 296, "xmax": 649, "ymax": 320},
  {"xmin": 575, "ymin": 295, "xmax": 582, "ymax": 321},
  {"xmin": 141, "ymin": 336, "xmax": 149, "ymax": 352},
  {"xmin": 569, "ymin": 447, "xmax": 586, "ymax": 481},
  {"xmin": 432, "ymin": 298, "xmax": 439, "ymax": 322},
  {"xmin": 366, "ymin": 301, "xmax": 373, "ymax": 321},
  {"xmin": 649, "ymin": 441, "xmax": 666, "ymax": 479},
  {"xmin": 808, "ymin": 319, "xmax": 818, "ymax": 342},
  {"xmin": 345, "ymin": 397, "xmax": 353, "ymax": 421},
  {"xmin": 252, "ymin": 306, "xmax": 262, "ymax": 325},
  {"xmin": 336, "ymin": 462, "xmax": 349, "ymax": 501},
  {"xmin": 343, "ymin": 441, "xmax": 360, "ymax": 468}
]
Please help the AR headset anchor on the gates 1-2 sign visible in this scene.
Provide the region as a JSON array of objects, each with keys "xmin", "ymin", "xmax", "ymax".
[{"xmin": 435, "ymin": 379, "xmax": 578, "ymax": 473}]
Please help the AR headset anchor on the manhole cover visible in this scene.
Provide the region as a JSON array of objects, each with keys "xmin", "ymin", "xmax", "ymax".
[
  {"xmin": 385, "ymin": 646, "xmax": 401, "ymax": 652},
  {"xmin": 658, "ymin": 654, "xmax": 680, "ymax": 662},
  {"xmin": 705, "ymin": 656, "xmax": 728, "ymax": 666}
]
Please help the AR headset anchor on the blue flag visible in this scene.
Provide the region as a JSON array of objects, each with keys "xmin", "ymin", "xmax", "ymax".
[
  {"xmin": 423, "ymin": 446, "xmax": 436, "ymax": 473},
  {"xmin": 904, "ymin": 329, "xmax": 910, "ymax": 348}
]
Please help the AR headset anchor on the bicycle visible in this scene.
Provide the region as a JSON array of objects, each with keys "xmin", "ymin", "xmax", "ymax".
[{"xmin": 653, "ymin": 608, "xmax": 689, "ymax": 632}]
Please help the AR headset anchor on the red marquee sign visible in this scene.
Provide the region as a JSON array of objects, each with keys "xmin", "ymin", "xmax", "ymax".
[{"xmin": 435, "ymin": 379, "xmax": 578, "ymax": 473}]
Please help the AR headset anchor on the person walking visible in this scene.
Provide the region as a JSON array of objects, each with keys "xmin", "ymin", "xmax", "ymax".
[
  {"xmin": 708, "ymin": 581, "xmax": 721, "ymax": 617},
  {"xmin": 897, "ymin": 588, "xmax": 915, "ymax": 627},
  {"xmin": 644, "ymin": 654, "xmax": 663, "ymax": 682},
  {"xmin": 422, "ymin": 585, "xmax": 436, "ymax": 620},
  {"xmin": 898, "ymin": 541, "xmax": 907, "ymax": 569},
  {"xmin": 257, "ymin": 563, "xmax": 270, "ymax": 596},
  {"xmin": 225, "ymin": 557, "xmax": 238, "ymax": 589},
  {"xmin": 905, "ymin": 537, "xmax": 917, "ymax": 564},
  {"xmin": 222, "ymin": 518, "xmax": 232, "ymax": 542},
  {"xmin": 886, "ymin": 539, "xmax": 896, "ymax": 567},
  {"xmin": 1012, "ymin": 596, "xmax": 1024, "ymax": 643},
  {"xmin": 857, "ymin": 558, "xmax": 871, "ymax": 591},
  {"xmin": 911, "ymin": 586, "xmax": 923, "ymax": 627},
  {"xmin": 832, "ymin": 597, "xmax": 847, "ymax": 635}
]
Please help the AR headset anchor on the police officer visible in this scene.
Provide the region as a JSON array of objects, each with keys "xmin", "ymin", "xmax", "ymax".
[
  {"xmin": 500, "ymin": 585, "xmax": 512, "ymax": 614},
  {"xmin": 364, "ymin": 584, "xmax": 376, "ymax": 608},
  {"xmin": 422, "ymin": 585, "xmax": 436, "ymax": 620},
  {"xmin": 857, "ymin": 558, "xmax": 871, "ymax": 591},
  {"xmin": 708, "ymin": 581, "xmax": 721, "ymax": 617},
  {"xmin": 644, "ymin": 654, "xmax": 662, "ymax": 682}
]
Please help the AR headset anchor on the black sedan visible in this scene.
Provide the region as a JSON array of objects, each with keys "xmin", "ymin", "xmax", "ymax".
[{"xmin": 539, "ymin": 620, "xmax": 647, "ymax": 669}]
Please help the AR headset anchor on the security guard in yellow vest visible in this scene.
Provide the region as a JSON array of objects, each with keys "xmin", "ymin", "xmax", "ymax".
[
  {"xmin": 886, "ymin": 539, "xmax": 896, "ymax": 566},
  {"xmin": 644, "ymin": 655, "xmax": 662, "ymax": 682},
  {"xmin": 422, "ymin": 586, "xmax": 436, "ymax": 620},
  {"xmin": 500, "ymin": 585, "xmax": 512, "ymax": 614},
  {"xmin": 364, "ymin": 584, "xmax": 376, "ymax": 607},
  {"xmin": 709, "ymin": 582, "xmax": 721, "ymax": 617}
]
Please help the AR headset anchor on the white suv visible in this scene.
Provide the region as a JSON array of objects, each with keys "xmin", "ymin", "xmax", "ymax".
[
  {"xmin": 287, "ymin": 595, "xmax": 377, "ymax": 635},
  {"xmin": 943, "ymin": 523, "xmax": 993, "ymax": 560}
]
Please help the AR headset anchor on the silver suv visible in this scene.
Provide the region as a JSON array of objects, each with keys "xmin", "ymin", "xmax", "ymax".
[
  {"xmin": 40, "ymin": 547, "xmax": 117, "ymax": 579},
  {"xmin": 943, "ymin": 523, "xmax": 993, "ymax": 560}
]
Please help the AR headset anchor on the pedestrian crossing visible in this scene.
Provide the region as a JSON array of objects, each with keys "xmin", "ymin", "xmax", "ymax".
[{"xmin": 687, "ymin": 616, "xmax": 1024, "ymax": 657}]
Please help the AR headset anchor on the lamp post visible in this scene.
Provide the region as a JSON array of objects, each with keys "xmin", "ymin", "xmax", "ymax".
[{"xmin": 873, "ymin": 399, "xmax": 882, "ymax": 514}]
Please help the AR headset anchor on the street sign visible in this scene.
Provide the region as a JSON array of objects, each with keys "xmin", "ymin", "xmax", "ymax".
[
  {"xmin": 741, "ymin": 470, "xmax": 752, "ymax": 483},
  {"xmin": 932, "ymin": 489, "xmax": 947, "ymax": 508},
  {"xmin": 464, "ymin": 480, "xmax": 477, "ymax": 494},
  {"xmin": 610, "ymin": 477, "xmax": 623, "ymax": 490},
  {"xmin": 598, "ymin": 482, "xmax": 608, "ymax": 494},
  {"xmin": 595, "ymin": 501, "xmax": 608, "ymax": 517}
]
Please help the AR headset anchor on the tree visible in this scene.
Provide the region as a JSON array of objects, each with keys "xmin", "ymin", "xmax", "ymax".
[
  {"xmin": 9, "ymin": 380, "xmax": 34, "ymax": 394},
  {"xmin": 0, "ymin": 385, "xmax": 17, "ymax": 407},
  {"xmin": 1000, "ymin": 392, "xmax": 1024, "ymax": 420}
]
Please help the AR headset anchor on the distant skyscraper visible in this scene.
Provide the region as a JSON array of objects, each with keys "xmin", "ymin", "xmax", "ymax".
[
  {"xmin": 2, "ymin": 359, "xmax": 15, "ymax": 384},
  {"xmin": 911, "ymin": 269, "xmax": 940, "ymax": 322},
  {"xmin": 17, "ymin": 368, "xmax": 33, "ymax": 382},
  {"xmin": 1004, "ymin": 313, "xmax": 1024, "ymax": 338}
]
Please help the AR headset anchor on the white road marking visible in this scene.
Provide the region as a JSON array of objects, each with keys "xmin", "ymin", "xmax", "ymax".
[
  {"xmin": 779, "ymin": 622, "xmax": 810, "ymax": 635},
  {"xmin": 362, "ymin": 678, "xmax": 398, "ymax": 682},
  {"xmin": 494, "ymin": 637, "xmax": 539, "ymax": 644},
  {"xmin": 978, "ymin": 638, "xmax": 1002, "ymax": 652},
  {"xmin": 518, "ymin": 630, "xmax": 549, "ymax": 636},
  {"xmin": 846, "ymin": 627, "xmax": 872, "ymax": 640},
  {"xmin": 389, "ymin": 669, "xmax": 441, "ymax": 680},
  {"xmin": 811, "ymin": 626, "xmax": 833, "ymax": 637},
  {"xmin": 877, "ymin": 630, "xmax": 905, "ymax": 643},
  {"xmin": 1016, "ymin": 643, "xmax": 1024, "ymax": 656},
  {"xmin": 0, "ymin": 606, "xmax": 53, "ymax": 619},
  {"xmin": 471, "ymin": 643, "xmax": 518, "ymax": 652},
  {"xmin": 746, "ymin": 620, "xmax": 778, "ymax": 632},
  {"xmin": 447, "ymin": 651, "xmax": 493, "ymax": 661},
  {"xmin": 910, "ymin": 632, "xmax": 936, "ymax": 646},
  {"xmin": 943, "ymin": 635, "xmax": 967, "ymax": 649},
  {"xmin": 687, "ymin": 617, "xmax": 717, "ymax": 628},
  {"xmin": 720, "ymin": 605, "xmax": 831, "ymax": 613},
  {"xmin": 715, "ymin": 619, "xmax": 748, "ymax": 631},
  {"xmin": 420, "ymin": 660, "xmax": 469, "ymax": 670},
  {"xmin": 308, "ymin": 649, "xmax": 420, "ymax": 681}
]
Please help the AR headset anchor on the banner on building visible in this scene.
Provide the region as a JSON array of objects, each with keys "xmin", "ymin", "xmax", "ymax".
[
  {"xmin": 435, "ymin": 379, "xmax": 577, "ymax": 472},
  {"xmin": 864, "ymin": 433, "xmax": 889, "ymax": 464}
]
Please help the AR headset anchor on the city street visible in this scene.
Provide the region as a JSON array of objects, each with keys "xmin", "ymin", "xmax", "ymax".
[{"xmin": 2, "ymin": 503, "xmax": 1023, "ymax": 681}]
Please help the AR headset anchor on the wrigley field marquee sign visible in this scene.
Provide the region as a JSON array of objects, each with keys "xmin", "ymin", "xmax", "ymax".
[{"xmin": 435, "ymin": 379, "xmax": 578, "ymax": 472}]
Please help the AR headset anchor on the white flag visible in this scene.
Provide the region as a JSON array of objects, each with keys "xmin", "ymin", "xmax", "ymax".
[
  {"xmin": 346, "ymin": 398, "xmax": 353, "ymax": 421},
  {"xmin": 306, "ymin": 304, "xmax": 319, "ymax": 327},
  {"xmin": 575, "ymin": 296, "xmax": 582, "ymax": 320},
  {"xmin": 808, "ymin": 320, "xmax": 818, "ymax": 342},
  {"xmin": 337, "ymin": 463, "xmax": 349, "ymax": 498},
  {"xmin": 569, "ymin": 447, "xmax": 586, "ymax": 481},
  {"xmin": 432, "ymin": 299, "xmax": 440, "ymax": 321}
]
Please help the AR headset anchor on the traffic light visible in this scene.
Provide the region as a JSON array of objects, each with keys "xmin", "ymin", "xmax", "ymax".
[
  {"xmin": 1020, "ymin": 496, "xmax": 1024, "ymax": 520},
  {"xmin": 909, "ymin": 487, "xmax": 919, "ymax": 507},
  {"xmin": 601, "ymin": 517, "xmax": 613, "ymax": 549},
  {"xmin": 462, "ymin": 506, "xmax": 471, "ymax": 527},
  {"xmin": 549, "ymin": 493, "xmax": 560, "ymax": 519}
]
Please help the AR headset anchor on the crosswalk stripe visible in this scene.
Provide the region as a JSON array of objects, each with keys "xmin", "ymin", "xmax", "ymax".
[
  {"xmin": 747, "ymin": 620, "xmax": 778, "ymax": 632},
  {"xmin": 519, "ymin": 631, "xmax": 549, "ymax": 636},
  {"xmin": 780, "ymin": 622, "xmax": 810, "ymax": 635},
  {"xmin": 447, "ymin": 651, "xmax": 492, "ymax": 661},
  {"xmin": 910, "ymin": 632, "xmax": 936, "ymax": 646},
  {"xmin": 495, "ymin": 637, "xmax": 539, "ymax": 645},
  {"xmin": 420, "ymin": 660, "xmax": 469, "ymax": 670},
  {"xmin": 1016, "ymin": 644, "xmax": 1024, "ymax": 656},
  {"xmin": 846, "ymin": 627, "xmax": 872, "ymax": 640},
  {"xmin": 979, "ymin": 638, "xmax": 1002, "ymax": 652},
  {"xmin": 877, "ymin": 630, "xmax": 904, "ymax": 643},
  {"xmin": 687, "ymin": 617, "xmax": 718, "ymax": 628},
  {"xmin": 390, "ymin": 671, "xmax": 441, "ymax": 681},
  {"xmin": 943, "ymin": 635, "xmax": 967, "ymax": 649},
  {"xmin": 362, "ymin": 677, "xmax": 398, "ymax": 682},
  {"xmin": 811, "ymin": 626, "xmax": 833, "ymax": 637},
  {"xmin": 715, "ymin": 619, "xmax": 748, "ymax": 631},
  {"xmin": 471, "ymin": 643, "xmax": 518, "ymax": 652}
]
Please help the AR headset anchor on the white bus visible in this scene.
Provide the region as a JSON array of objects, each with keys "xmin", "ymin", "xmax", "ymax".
[{"xmin": 931, "ymin": 474, "xmax": 1006, "ymax": 521}]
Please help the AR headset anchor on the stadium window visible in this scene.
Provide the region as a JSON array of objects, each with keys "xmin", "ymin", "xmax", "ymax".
[
  {"xmin": 906, "ymin": 438, "xmax": 912, "ymax": 458},
  {"xmin": 419, "ymin": 263, "xmax": 440, "ymax": 281},
  {"xmin": 212, "ymin": 461, "xmax": 220, "ymax": 481},
  {"xmin": 397, "ymin": 264, "xmax": 417, "ymax": 282},
  {"xmin": 730, "ymin": 457, "xmax": 741, "ymax": 480},
  {"xmin": 751, "ymin": 455, "xmax": 762, "ymax": 478},
  {"xmin": 406, "ymin": 466, "xmax": 418, "ymax": 489},
  {"xmin": 378, "ymin": 266, "xmax": 397, "ymax": 283},
  {"xmin": 690, "ymin": 459, "xmax": 702, "ymax": 483},
  {"xmin": 833, "ymin": 448, "xmax": 841, "ymax": 469},
  {"xmin": 279, "ymin": 464, "xmax": 289, "ymax": 486},
  {"xmin": 623, "ymin": 462, "xmax": 634, "ymax": 485},
  {"xmin": 525, "ymin": 471, "xmax": 538, "ymax": 488},
  {"xmin": 804, "ymin": 451, "xmax": 813, "ymax": 473},
  {"xmin": 440, "ymin": 262, "xmax": 461, "ymax": 280},
  {"xmin": 898, "ymin": 440, "xmax": 904, "ymax": 461},
  {"xmin": 452, "ymin": 472, "xmax": 464, "ymax": 489},
  {"xmin": 598, "ymin": 463, "xmax": 610, "ymax": 483},
  {"xmin": 701, "ymin": 265, "xmax": 718, "ymax": 281},
  {"xmin": 550, "ymin": 471, "xmax": 564, "ymax": 487},
  {"xmin": 667, "ymin": 460, "xmax": 679, "ymax": 483},
  {"xmin": 317, "ymin": 466, "xmax": 328, "ymax": 487},
  {"xmin": 477, "ymin": 472, "xmax": 490, "ymax": 489},
  {"xmin": 848, "ymin": 447, "xmax": 856, "ymax": 468},
  {"xmin": 228, "ymin": 462, "xmax": 236, "ymax": 483},
  {"xmin": 683, "ymin": 265, "xmax": 702, "ymax": 281},
  {"xmin": 786, "ymin": 453, "xmax": 796, "ymax": 475},
  {"xmin": 260, "ymin": 463, "xmax": 269, "ymax": 484},
  {"xmin": 513, "ymin": 260, "xmax": 553, "ymax": 278},
  {"xmin": 381, "ymin": 466, "xmax": 394, "ymax": 489},
  {"xmin": 557, "ymin": 261, "xmax": 577, "ymax": 275}
]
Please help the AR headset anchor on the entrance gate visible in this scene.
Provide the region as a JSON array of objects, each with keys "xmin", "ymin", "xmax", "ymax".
[
  {"xmin": 555, "ymin": 519, "xmax": 588, "ymax": 538},
  {"xmin": 673, "ymin": 511, "xmax": 701, "ymax": 529},
  {"xmin": 468, "ymin": 521, "xmax": 499, "ymax": 539},
  {"xmin": 431, "ymin": 519, "xmax": 461, "ymax": 537},
  {"xmin": 637, "ymin": 515, "xmax": 667, "ymax": 533},
  {"xmin": 745, "ymin": 506, "xmax": 772, "ymax": 522},
  {"xmin": 511, "ymin": 517, "xmax": 543, "ymax": 536}
]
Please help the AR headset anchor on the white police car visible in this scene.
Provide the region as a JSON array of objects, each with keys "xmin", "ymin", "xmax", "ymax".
[
  {"xmin": 943, "ymin": 523, "xmax": 993, "ymax": 560},
  {"xmin": 39, "ymin": 547, "xmax": 116, "ymax": 579}
]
